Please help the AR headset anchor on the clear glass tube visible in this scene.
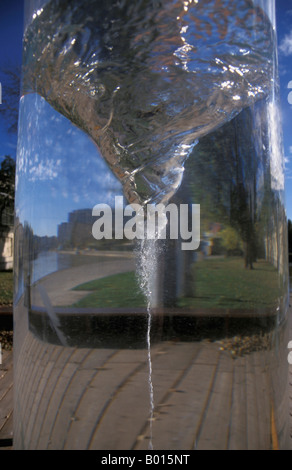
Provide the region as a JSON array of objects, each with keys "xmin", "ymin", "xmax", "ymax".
[{"xmin": 14, "ymin": 0, "xmax": 290, "ymax": 450}]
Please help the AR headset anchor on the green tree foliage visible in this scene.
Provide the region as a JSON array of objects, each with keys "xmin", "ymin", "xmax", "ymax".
[{"xmin": 220, "ymin": 226, "xmax": 243, "ymax": 256}]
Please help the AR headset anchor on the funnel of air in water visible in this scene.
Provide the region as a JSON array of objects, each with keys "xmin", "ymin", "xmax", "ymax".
[{"xmin": 22, "ymin": 0, "xmax": 275, "ymax": 207}]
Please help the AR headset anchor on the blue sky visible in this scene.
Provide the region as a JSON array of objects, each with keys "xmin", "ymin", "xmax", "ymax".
[
  {"xmin": 0, "ymin": 0, "xmax": 23, "ymax": 158},
  {"xmin": 277, "ymin": 0, "xmax": 292, "ymax": 220},
  {"xmin": 1, "ymin": 0, "xmax": 292, "ymax": 229}
]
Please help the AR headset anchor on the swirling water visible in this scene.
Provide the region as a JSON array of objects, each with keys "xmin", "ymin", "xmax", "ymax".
[{"xmin": 22, "ymin": 0, "xmax": 274, "ymax": 206}]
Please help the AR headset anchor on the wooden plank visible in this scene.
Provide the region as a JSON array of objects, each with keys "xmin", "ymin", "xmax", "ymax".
[
  {"xmin": 0, "ymin": 349, "xmax": 13, "ymax": 445},
  {"xmin": 245, "ymin": 352, "xmax": 269, "ymax": 450},
  {"xmin": 28, "ymin": 346, "xmax": 118, "ymax": 449},
  {"xmin": 0, "ymin": 350, "xmax": 13, "ymax": 376},
  {"xmin": 196, "ymin": 350, "xmax": 233, "ymax": 450},
  {"xmin": 0, "ymin": 354, "xmax": 13, "ymax": 401},
  {"xmin": 228, "ymin": 356, "xmax": 247, "ymax": 450},
  {"xmin": 243, "ymin": 353, "xmax": 258, "ymax": 449},
  {"xmin": 135, "ymin": 342, "xmax": 219, "ymax": 450},
  {"xmin": 88, "ymin": 342, "xmax": 201, "ymax": 450},
  {"xmin": 88, "ymin": 368, "xmax": 151, "ymax": 450},
  {"xmin": 228, "ymin": 350, "xmax": 271, "ymax": 451},
  {"xmin": 0, "ymin": 383, "xmax": 13, "ymax": 433},
  {"xmin": 78, "ymin": 348, "xmax": 118, "ymax": 370},
  {"xmin": 14, "ymin": 337, "xmax": 72, "ymax": 448},
  {"xmin": 64, "ymin": 357, "xmax": 146, "ymax": 450},
  {"xmin": 25, "ymin": 346, "xmax": 65, "ymax": 447},
  {"xmin": 0, "ymin": 411, "xmax": 13, "ymax": 441},
  {"xmin": 13, "ymin": 335, "xmax": 60, "ymax": 447},
  {"xmin": 33, "ymin": 348, "xmax": 90, "ymax": 450},
  {"xmin": 49, "ymin": 367, "xmax": 99, "ymax": 449},
  {"xmin": 15, "ymin": 337, "xmax": 46, "ymax": 437},
  {"xmin": 253, "ymin": 351, "xmax": 271, "ymax": 450},
  {"xmin": 21, "ymin": 342, "xmax": 60, "ymax": 449}
]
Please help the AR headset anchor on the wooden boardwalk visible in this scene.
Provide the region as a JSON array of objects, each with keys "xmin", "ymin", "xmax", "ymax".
[
  {"xmin": 1, "ymin": 320, "xmax": 292, "ymax": 450},
  {"xmin": 0, "ymin": 349, "xmax": 13, "ymax": 450}
]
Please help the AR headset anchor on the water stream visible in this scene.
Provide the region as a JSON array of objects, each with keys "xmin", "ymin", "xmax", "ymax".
[{"xmin": 136, "ymin": 237, "xmax": 161, "ymax": 449}]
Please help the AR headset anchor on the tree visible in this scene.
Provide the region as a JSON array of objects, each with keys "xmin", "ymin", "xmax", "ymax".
[
  {"xmin": 184, "ymin": 97, "xmax": 283, "ymax": 270},
  {"xmin": 0, "ymin": 155, "xmax": 15, "ymax": 228},
  {"xmin": 220, "ymin": 226, "xmax": 243, "ymax": 256},
  {"xmin": 288, "ymin": 219, "xmax": 292, "ymax": 257},
  {"xmin": 0, "ymin": 64, "xmax": 21, "ymax": 135}
]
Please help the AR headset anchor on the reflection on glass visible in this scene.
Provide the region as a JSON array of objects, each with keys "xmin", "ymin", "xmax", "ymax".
[{"xmin": 14, "ymin": 0, "xmax": 290, "ymax": 450}]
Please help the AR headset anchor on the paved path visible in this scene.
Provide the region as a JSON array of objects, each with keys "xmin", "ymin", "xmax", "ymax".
[
  {"xmin": 32, "ymin": 253, "xmax": 135, "ymax": 307},
  {"xmin": 1, "ymin": 332, "xmax": 291, "ymax": 450}
]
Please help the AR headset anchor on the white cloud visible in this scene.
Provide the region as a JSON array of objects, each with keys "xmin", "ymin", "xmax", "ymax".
[
  {"xmin": 279, "ymin": 31, "xmax": 292, "ymax": 56},
  {"xmin": 6, "ymin": 142, "xmax": 17, "ymax": 149},
  {"xmin": 28, "ymin": 159, "xmax": 62, "ymax": 182}
]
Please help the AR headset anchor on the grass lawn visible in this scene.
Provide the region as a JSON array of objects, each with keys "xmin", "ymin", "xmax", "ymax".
[
  {"xmin": 178, "ymin": 257, "xmax": 283, "ymax": 311},
  {"xmin": 0, "ymin": 271, "xmax": 13, "ymax": 306},
  {"xmin": 73, "ymin": 271, "xmax": 146, "ymax": 308},
  {"xmin": 71, "ymin": 257, "xmax": 283, "ymax": 312}
]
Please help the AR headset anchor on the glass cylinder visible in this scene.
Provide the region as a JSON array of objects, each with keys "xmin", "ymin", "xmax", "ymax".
[{"xmin": 14, "ymin": 0, "xmax": 290, "ymax": 450}]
